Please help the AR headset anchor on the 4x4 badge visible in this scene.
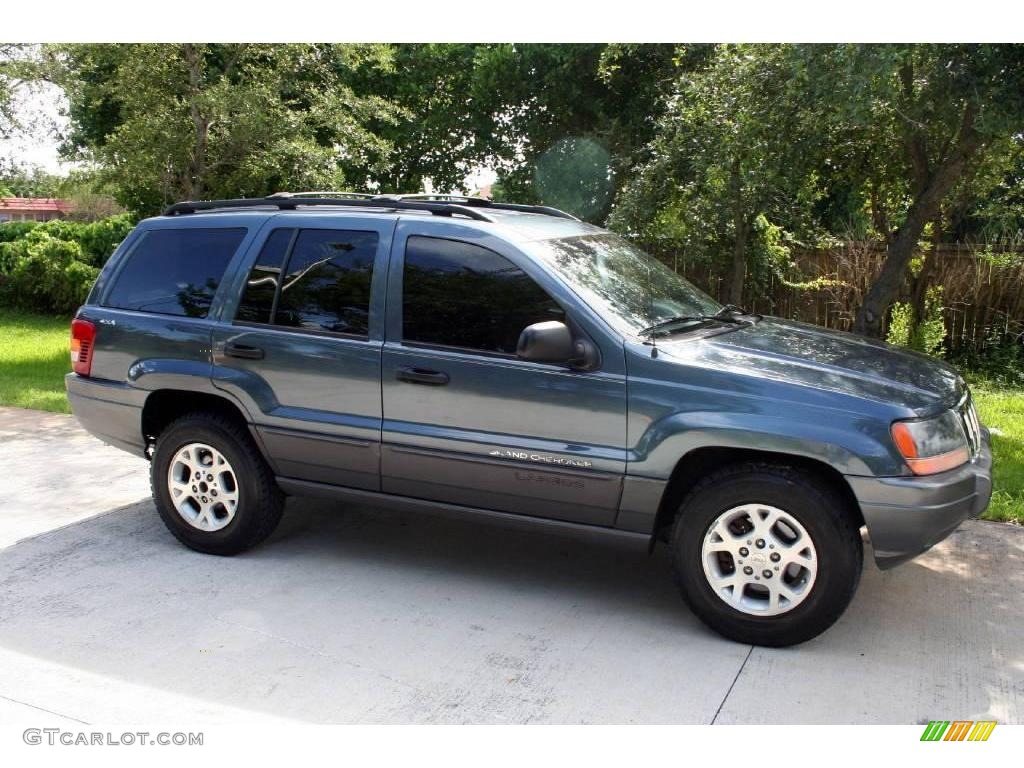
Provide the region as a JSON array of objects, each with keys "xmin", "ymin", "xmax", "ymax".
[{"xmin": 488, "ymin": 449, "xmax": 592, "ymax": 469}]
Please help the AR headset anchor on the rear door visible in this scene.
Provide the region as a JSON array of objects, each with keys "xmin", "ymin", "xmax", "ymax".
[
  {"xmin": 211, "ymin": 215, "xmax": 394, "ymax": 491},
  {"xmin": 380, "ymin": 220, "xmax": 628, "ymax": 526}
]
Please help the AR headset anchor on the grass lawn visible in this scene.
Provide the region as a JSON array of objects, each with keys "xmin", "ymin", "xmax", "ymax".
[
  {"xmin": 0, "ymin": 309, "xmax": 1021, "ymax": 522},
  {"xmin": 972, "ymin": 384, "xmax": 1024, "ymax": 524},
  {"xmin": 0, "ymin": 310, "xmax": 72, "ymax": 414}
]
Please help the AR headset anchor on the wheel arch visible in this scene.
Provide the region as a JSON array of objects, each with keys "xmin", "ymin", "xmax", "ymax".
[
  {"xmin": 651, "ymin": 446, "xmax": 865, "ymax": 546},
  {"xmin": 141, "ymin": 389, "xmax": 268, "ymax": 463}
]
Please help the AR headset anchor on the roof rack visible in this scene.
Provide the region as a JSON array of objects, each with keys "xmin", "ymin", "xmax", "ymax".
[
  {"xmin": 377, "ymin": 194, "xmax": 579, "ymax": 221},
  {"xmin": 162, "ymin": 195, "xmax": 492, "ymax": 221},
  {"xmin": 161, "ymin": 191, "xmax": 578, "ymax": 222},
  {"xmin": 266, "ymin": 191, "xmax": 378, "ymax": 199}
]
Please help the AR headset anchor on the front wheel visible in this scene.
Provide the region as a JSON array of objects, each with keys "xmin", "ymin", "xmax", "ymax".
[{"xmin": 671, "ymin": 463, "xmax": 863, "ymax": 647}]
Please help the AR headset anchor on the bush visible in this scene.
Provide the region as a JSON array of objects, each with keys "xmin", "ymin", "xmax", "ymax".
[
  {"xmin": 0, "ymin": 230, "xmax": 100, "ymax": 314},
  {"xmin": 0, "ymin": 221, "xmax": 41, "ymax": 244},
  {"xmin": 0, "ymin": 213, "xmax": 135, "ymax": 313},
  {"xmin": 36, "ymin": 214, "xmax": 135, "ymax": 267},
  {"xmin": 886, "ymin": 285, "xmax": 947, "ymax": 357},
  {"xmin": 72, "ymin": 214, "xmax": 136, "ymax": 266},
  {"xmin": 886, "ymin": 301, "xmax": 914, "ymax": 348},
  {"xmin": 952, "ymin": 337, "xmax": 1024, "ymax": 388}
]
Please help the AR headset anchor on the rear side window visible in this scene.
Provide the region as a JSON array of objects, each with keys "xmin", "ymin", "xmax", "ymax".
[
  {"xmin": 104, "ymin": 228, "xmax": 246, "ymax": 318},
  {"xmin": 236, "ymin": 228, "xmax": 294, "ymax": 324},
  {"xmin": 402, "ymin": 236, "xmax": 564, "ymax": 355},
  {"xmin": 234, "ymin": 228, "xmax": 377, "ymax": 337}
]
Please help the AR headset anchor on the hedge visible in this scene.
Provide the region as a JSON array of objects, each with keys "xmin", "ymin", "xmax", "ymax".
[{"xmin": 0, "ymin": 214, "xmax": 135, "ymax": 314}]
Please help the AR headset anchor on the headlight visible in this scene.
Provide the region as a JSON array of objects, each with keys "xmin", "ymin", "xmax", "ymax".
[{"xmin": 891, "ymin": 411, "xmax": 970, "ymax": 475}]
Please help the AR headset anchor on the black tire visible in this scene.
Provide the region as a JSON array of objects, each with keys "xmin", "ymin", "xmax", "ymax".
[
  {"xmin": 150, "ymin": 411, "xmax": 284, "ymax": 555},
  {"xmin": 670, "ymin": 462, "xmax": 863, "ymax": 647}
]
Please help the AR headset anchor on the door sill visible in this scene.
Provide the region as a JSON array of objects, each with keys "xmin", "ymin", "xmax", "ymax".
[{"xmin": 276, "ymin": 476, "xmax": 651, "ymax": 546}]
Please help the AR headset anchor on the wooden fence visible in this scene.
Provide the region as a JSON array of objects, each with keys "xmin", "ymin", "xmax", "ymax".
[{"xmin": 670, "ymin": 242, "xmax": 1024, "ymax": 351}]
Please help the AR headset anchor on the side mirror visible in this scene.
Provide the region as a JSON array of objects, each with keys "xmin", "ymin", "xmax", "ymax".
[{"xmin": 517, "ymin": 321, "xmax": 600, "ymax": 371}]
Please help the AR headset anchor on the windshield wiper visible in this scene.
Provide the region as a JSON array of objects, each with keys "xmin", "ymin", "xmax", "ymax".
[
  {"xmin": 714, "ymin": 304, "xmax": 749, "ymax": 318},
  {"xmin": 638, "ymin": 309, "xmax": 753, "ymax": 339}
]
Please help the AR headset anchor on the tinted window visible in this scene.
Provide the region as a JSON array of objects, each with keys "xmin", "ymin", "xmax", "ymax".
[
  {"xmin": 273, "ymin": 229, "xmax": 377, "ymax": 336},
  {"xmin": 104, "ymin": 228, "xmax": 246, "ymax": 318},
  {"xmin": 235, "ymin": 229, "xmax": 294, "ymax": 324},
  {"xmin": 403, "ymin": 236, "xmax": 564, "ymax": 354}
]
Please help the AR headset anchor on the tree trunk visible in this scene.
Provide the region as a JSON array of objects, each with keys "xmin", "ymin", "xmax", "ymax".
[
  {"xmin": 728, "ymin": 159, "xmax": 747, "ymax": 306},
  {"xmin": 730, "ymin": 217, "xmax": 748, "ymax": 306},
  {"xmin": 853, "ymin": 106, "xmax": 982, "ymax": 337},
  {"xmin": 183, "ymin": 44, "xmax": 209, "ymax": 201}
]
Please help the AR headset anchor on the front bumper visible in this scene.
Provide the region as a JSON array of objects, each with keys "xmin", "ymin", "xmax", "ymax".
[{"xmin": 846, "ymin": 429, "xmax": 993, "ymax": 569}]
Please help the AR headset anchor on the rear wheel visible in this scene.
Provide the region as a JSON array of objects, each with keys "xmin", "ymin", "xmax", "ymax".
[
  {"xmin": 151, "ymin": 412, "xmax": 283, "ymax": 555},
  {"xmin": 671, "ymin": 463, "xmax": 862, "ymax": 647}
]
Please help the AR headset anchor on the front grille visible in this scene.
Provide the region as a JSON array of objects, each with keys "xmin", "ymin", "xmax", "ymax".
[{"xmin": 958, "ymin": 395, "xmax": 982, "ymax": 458}]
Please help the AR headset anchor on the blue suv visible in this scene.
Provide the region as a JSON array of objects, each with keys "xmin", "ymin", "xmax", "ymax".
[{"xmin": 66, "ymin": 193, "xmax": 992, "ymax": 646}]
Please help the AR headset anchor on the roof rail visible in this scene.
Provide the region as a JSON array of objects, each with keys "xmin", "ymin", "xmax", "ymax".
[
  {"xmin": 266, "ymin": 191, "xmax": 378, "ymax": 199},
  {"xmin": 384, "ymin": 193, "xmax": 579, "ymax": 221},
  {"xmin": 161, "ymin": 191, "xmax": 579, "ymax": 222},
  {"xmin": 161, "ymin": 195, "xmax": 494, "ymax": 221}
]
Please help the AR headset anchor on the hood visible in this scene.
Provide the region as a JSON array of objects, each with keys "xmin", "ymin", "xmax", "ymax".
[{"xmin": 658, "ymin": 317, "xmax": 963, "ymax": 413}]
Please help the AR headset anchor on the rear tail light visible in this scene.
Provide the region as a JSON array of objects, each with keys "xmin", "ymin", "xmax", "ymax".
[{"xmin": 70, "ymin": 318, "xmax": 96, "ymax": 376}]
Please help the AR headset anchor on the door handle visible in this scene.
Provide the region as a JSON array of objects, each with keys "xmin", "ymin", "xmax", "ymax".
[
  {"xmin": 396, "ymin": 367, "xmax": 449, "ymax": 386},
  {"xmin": 224, "ymin": 342, "xmax": 265, "ymax": 360}
]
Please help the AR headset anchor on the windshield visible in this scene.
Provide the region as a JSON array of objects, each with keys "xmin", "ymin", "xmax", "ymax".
[{"xmin": 527, "ymin": 233, "xmax": 721, "ymax": 337}]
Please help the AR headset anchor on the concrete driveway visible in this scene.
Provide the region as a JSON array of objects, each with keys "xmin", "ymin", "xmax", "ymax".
[{"xmin": 0, "ymin": 406, "xmax": 1021, "ymax": 725}]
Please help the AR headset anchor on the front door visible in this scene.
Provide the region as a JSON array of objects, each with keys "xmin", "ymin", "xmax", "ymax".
[
  {"xmin": 381, "ymin": 223, "xmax": 627, "ymax": 526},
  {"xmin": 212, "ymin": 216, "xmax": 393, "ymax": 491}
]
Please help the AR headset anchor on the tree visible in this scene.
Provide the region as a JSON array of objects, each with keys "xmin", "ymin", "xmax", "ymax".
[
  {"xmin": 0, "ymin": 43, "xmax": 31, "ymax": 138},
  {"xmin": 54, "ymin": 44, "xmax": 403, "ymax": 214},
  {"xmin": 946, "ymin": 135, "xmax": 1024, "ymax": 243},
  {"xmin": 337, "ymin": 43, "xmax": 497, "ymax": 193},
  {"xmin": 612, "ymin": 44, "xmax": 1024, "ymax": 334},
  {"xmin": 0, "ymin": 160, "xmax": 63, "ymax": 197},
  {"xmin": 610, "ymin": 45, "xmax": 826, "ymax": 304},
  {"xmin": 476, "ymin": 43, "xmax": 697, "ymax": 221},
  {"xmin": 796, "ymin": 45, "xmax": 1024, "ymax": 336},
  {"xmin": 50, "ymin": 44, "xmax": 698, "ymax": 220}
]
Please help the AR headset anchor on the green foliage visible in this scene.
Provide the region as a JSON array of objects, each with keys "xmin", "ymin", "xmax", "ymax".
[
  {"xmin": 971, "ymin": 383, "xmax": 1024, "ymax": 524},
  {"xmin": 54, "ymin": 44, "xmax": 403, "ymax": 214},
  {"xmin": 0, "ymin": 221, "xmax": 40, "ymax": 245},
  {"xmin": 610, "ymin": 45, "xmax": 827, "ymax": 302},
  {"xmin": 68, "ymin": 214, "xmax": 135, "ymax": 266},
  {"xmin": 7, "ymin": 43, "xmax": 1024, "ymax": 339},
  {"xmin": 885, "ymin": 286, "xmax": 947, "ymax": 356},
  {"xmin": 0, "ymin": 214, "xmax": 132, "ymax": 314},
  {"xmin": 338, "ymin": 43, "xmax": 489, "ymax": 193},
  {"xmin": 954, "ymin": 334, "xmax": 1024, "ymax": 388},
  {"xmin": 0, "ymin": 162, "xmax": 63, "ymax": 198},
  {"xmin": 0, "ymin": 215, "xmax": 133, "ymax": 266},
  {"xmin": 885, "ymin": 301, "xmax": 915, "ymax": 348},
  {"xmin": 474, "ymin": 43, "xmax": 694, "ymax": 220},
  {"xmin": 533, "ymin": 138, "xmax": 615, "ymax": 221},
  {"xmin": 0, "ymin": 44, "xmax": 31, "ymax": 138},
  {"xmin": 0, "ymin": 229, "xmax": 99, "ymax": 313}
]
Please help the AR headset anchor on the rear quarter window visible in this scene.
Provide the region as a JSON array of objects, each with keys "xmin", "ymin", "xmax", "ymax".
[{"xmin": 103, "ymin": 228, "xmax": 247, "ymax": 318}]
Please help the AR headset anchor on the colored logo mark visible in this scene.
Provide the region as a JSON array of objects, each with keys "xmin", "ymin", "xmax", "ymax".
[{"xmin": 920, "ymin": 720, "xmax": 996, "ymax": 741}]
